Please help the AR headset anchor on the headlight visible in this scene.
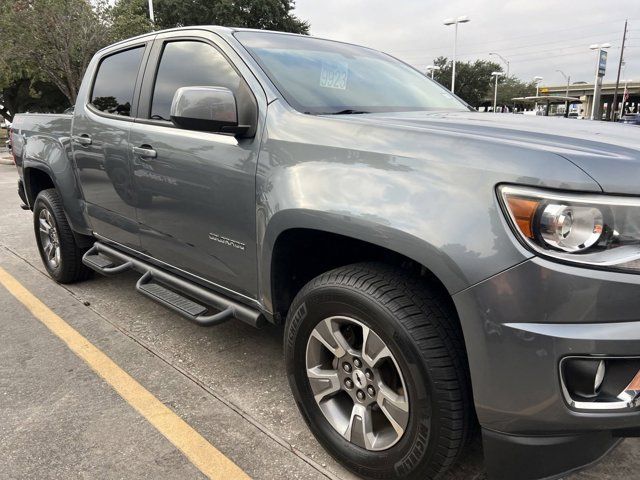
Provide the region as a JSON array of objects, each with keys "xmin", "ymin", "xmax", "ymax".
[{"xmin": 498, "ymin": 185, "xmax": 640, "ymax": 273}]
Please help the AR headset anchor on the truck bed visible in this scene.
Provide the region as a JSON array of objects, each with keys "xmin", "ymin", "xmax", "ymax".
[{"xmin": 10, "ymin": 113, "xmax": 73, "ymax": 170}]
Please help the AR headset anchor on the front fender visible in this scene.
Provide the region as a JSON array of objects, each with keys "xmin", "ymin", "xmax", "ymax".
[{"xmin": 256, "ymin": 101, "xmax": 603, "ymax": 313}]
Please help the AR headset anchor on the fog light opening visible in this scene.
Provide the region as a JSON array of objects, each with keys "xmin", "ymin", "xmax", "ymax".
[{"xmin": 561, "ymin": 356, "xmax": 640, "ymax": 411}]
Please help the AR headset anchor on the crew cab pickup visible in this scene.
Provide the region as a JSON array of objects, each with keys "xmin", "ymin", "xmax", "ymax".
[{"xmin": 10, "ymin": 26, "xmax": 640, "ymax": 480}]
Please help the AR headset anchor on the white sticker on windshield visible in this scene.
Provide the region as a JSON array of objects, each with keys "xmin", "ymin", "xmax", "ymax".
[{"xmin": 320, "ymin": 61, "xmax": 348, "ymax": 90}]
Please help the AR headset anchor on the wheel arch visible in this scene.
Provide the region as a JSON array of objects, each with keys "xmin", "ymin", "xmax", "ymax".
[
  {"xmin": 23, "ymin": 163, "xmax": 93, "ymax": 245},
  {"xmin": 23, "ymin": 165, "xmax": 56, "ymax": 207},
  {"xmin": 261, "ymin": 209, "xmax": 467, "ymax": 325}
]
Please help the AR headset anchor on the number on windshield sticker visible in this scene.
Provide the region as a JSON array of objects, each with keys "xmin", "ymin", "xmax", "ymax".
[{"xmin": 320, "ymin": 62, "xmax": 348, "ymax": 90}]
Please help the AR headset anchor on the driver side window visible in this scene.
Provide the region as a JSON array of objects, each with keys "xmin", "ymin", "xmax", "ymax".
[{"xmin": 151, "ymin": 41, "xmax": 242, "ymax": 121}]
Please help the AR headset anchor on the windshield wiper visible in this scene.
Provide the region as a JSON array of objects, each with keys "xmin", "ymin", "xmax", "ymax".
[{"xmin": 321, "ymin": 109, "xmax": 371, "ymax": 115}]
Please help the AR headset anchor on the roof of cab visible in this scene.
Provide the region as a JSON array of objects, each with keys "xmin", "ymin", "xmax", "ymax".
[{"xmin": 97, "ymin": 25, "xmax": 308, "ymax": 54}]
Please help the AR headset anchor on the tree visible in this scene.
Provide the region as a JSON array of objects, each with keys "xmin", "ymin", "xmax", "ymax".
[
  {"xmin": 0, "ymin": 76, "xmax": 69, "ymax": 121},
  {"xmin": 107, "ymin": 0, "xmax": 154, "ymax": 42},
  {"xmin": 0, "ymin": 0, "xmax": 115, "ymax": 106},
  {"xmin": 113, "ymin": 0, "xmax": 309, "ymax": 33},
  {"xmin": 0, "ymin": 0, "xmax": 152, "ymax": 116},
  {"xmin": 0, "ymin": 0, "xmax": 308, "ymax": 118},
  {"xmin": 493, "ymin": 77, "xmax": 537, "ymax": 108},
  {"xmin": 0, "ymin": 53, "xmax": 71, "ymax": 121},
  {"xmin": 431, "ymin": 56, "xmax": 503, "ymax": 108}
]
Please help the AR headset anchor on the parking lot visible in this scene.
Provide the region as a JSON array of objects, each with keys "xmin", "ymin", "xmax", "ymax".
[{"xmin": 0, "ymin": 161, "xmax": 638, "ymax": 479}]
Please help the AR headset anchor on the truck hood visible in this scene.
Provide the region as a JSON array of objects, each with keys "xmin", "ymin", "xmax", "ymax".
[{"xmin": 333, "ymin": 110, "xmax": 640, "ymax": 195}]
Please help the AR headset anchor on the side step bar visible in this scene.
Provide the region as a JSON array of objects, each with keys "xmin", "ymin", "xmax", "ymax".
[{"xmin": 82, "ymin": 242, "xmax": 265, "ymax": 328}]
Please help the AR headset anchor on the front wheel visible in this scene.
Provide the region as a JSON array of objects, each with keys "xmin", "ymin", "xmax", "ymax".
[
  {"xmin": 33, "ymin": 189, "xmax": 92, "ymax": 284},
  {"xmin": 285, "ymin": 263, "xmax": 473, "ymax": 479}
]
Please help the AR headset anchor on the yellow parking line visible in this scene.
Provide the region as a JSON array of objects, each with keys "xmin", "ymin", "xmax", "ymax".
[{"xmin": 0, "ymin": 266, "xmax": 250, "ymax": 480}]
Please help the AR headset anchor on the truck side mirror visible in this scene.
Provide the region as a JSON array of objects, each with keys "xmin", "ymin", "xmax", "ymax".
[{"xmin": 170, "ymin": 86, "xmax": 249, "ymax": 136}]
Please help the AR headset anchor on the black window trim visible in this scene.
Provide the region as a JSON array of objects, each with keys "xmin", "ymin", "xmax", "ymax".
[{"xmin": 87, "ymin": 42, "xmax": 152, "ymax": 123}]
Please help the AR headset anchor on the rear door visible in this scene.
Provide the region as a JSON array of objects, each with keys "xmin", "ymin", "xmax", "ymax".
[
  {"xmin": 128, "ymin": 31, "xmax": 264, "ymax": 299},
  {"xmin": 72, "ymin": 41, "xmax": 151, "ymax": 249}
]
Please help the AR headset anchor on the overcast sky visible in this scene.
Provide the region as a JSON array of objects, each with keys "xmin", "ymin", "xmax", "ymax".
[{"xmin": 294, "ymin": 0, "xmax": 640, "ymax": 87}]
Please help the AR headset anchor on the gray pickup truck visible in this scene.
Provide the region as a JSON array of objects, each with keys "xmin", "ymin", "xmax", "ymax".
[{"xmin": 10, "ymin": 26, "xmax": 640, "ymax": 480}]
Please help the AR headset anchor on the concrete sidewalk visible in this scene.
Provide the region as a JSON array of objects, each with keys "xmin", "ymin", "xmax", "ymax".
[
  {"xmin": 0, "ymin": 244, "xmax": 327, "ymax": 480},
  {"xmin": 0, "ymin": 141, "xmax": 12, "ymax": 164}
]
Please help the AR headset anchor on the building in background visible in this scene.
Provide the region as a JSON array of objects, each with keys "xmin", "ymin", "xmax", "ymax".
[{"xmin": 540, "ymin": 81, "xmax": 640, "ymax": 119}]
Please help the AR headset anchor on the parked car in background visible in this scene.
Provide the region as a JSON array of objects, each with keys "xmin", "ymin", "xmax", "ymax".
[
  {"xmin": 9, "ymin": 26, "xmax": 640, "ymax": 480},
  {"xmin": 619, "ymin": 113, "xmax": 640, "ymax": 125}
]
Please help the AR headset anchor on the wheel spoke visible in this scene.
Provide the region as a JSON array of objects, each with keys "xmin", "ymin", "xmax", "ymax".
[
  {"xmin": 361, "ymin": 325, "xmax": 392, "ymax": 367},
  {"xmin": 39, "ymin": 217, "xmax": 51, "ymax": 234},
  {"xmin": 310, "ymin": 318, "xmax": 348, "ymax": 358},
  {"xmin": 377, "ymin": 383, "xmax": 409, "ymax": 437},
  {"xmin": 44, "ymin": 242, "xmax": 54, "ymax": 259},
  {"xmin": 307, "ymin": 366, "xmax": 341, "ymax": 403},
  {"xmin": 344, "ymin": 403, "xmax": 374, "ymax": 449}
]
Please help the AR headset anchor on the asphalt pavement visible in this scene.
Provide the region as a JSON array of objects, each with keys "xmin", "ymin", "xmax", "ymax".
[{"xmin": 0, "ymin": 163, "xmax": 638, "ymax": 479}]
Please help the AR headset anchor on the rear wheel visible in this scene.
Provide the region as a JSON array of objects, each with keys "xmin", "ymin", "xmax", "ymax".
[
  {"xmin": 285, "ymin": 263, "xmax": 473, "ymax": 479},
  {"xmin": 33, "ymin": 189, "xmax": 92, "ymax": 283}
]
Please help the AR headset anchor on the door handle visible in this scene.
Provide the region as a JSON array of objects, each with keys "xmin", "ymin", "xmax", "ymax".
[
  {"xmin": 132, "ymin": 146, "xmax": 157, "ymax": 159},
  {"xmin": 72, "ymin": 134, "xmax": 92, "ymax": 146}
]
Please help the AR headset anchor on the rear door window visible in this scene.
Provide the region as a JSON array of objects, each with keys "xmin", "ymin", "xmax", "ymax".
[{"xmin": 91, "ymin": 46, "xmax": 145, "ymax": 117}]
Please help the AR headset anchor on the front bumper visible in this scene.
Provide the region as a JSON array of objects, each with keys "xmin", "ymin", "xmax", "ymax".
[{"xmin": 454, "ymin": 257, "xmax": 640, "ymax": 478}]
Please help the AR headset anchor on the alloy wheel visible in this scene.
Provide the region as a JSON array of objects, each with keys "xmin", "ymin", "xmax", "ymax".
[
  {"xmin": 38, "ymin": 207, "xmax": 61, "ymax": 269},
  {"xmin": 305, "ymin": 316, "xmax": 410, "ymax": 451}
]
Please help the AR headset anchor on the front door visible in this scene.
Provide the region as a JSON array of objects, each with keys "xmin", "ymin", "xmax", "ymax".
[
  {"xmin": 129, "ymin": 35, "xmax": 261, "ymax": 298},
  {"xmin": 73, "ymin": 43, "xmax": 149, "ymax": 249}
]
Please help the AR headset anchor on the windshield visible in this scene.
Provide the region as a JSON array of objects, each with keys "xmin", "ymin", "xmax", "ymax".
[{"xmin": 235, "ymin": 32, "xmax": 469, "ymax": 115}]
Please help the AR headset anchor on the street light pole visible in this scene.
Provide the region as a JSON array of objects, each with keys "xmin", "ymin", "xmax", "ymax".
[
  {"xmin": 620, "ymin": 78, "xmax": 631, "ymax": 120},
  {"xmin": 453, "ymin": 21, "xmax": 458, "ymax": 92},
  {"xmin": 620, "ymin": 78, "xmax": 633, "ymax": 118},
  {"xmin": 444, "ymin": 16, "xmax": 470, "ymax": 94},
  {"xmin": 425, "ymin": 65, "xmax": 440, "ymax": 79},
  {"xmin": 556, "ymin": 70, "xmax": 571, "ymax": 117},
  {"xmin": 148, "ymin": 0, "xmax": 155, "ymax": 23},
  {"xmin": 492, "ymin": 72, "xmax": 503, "ymax": 113},
  {"xmin": 489, "ymin": 52, "xmax": 510, "ymax": 78},
  {"xmin": 590, "ymin": 43, "xmax": 611, "ymax": 120},
  {"xmin": 533, "ymin": 76, "xmax": 543, "ymax": 113}
]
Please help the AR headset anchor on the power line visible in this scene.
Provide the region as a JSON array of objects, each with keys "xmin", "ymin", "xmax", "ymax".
[
  {"xmin": 394, "ymin": 31, "xmax": 622, "ymax": 62},
  {"xmin": 387, "ymin": 18, "xmax": 639, "ymax": 55}
]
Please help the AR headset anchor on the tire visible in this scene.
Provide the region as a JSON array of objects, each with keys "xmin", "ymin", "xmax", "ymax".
[
  {"xmin": 284, "ymin": 262, "xmax": 473, "ymax": 480},
  {"xmin": 33, "ymin": 189, "xmax": 93, "ymax": 284}
]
